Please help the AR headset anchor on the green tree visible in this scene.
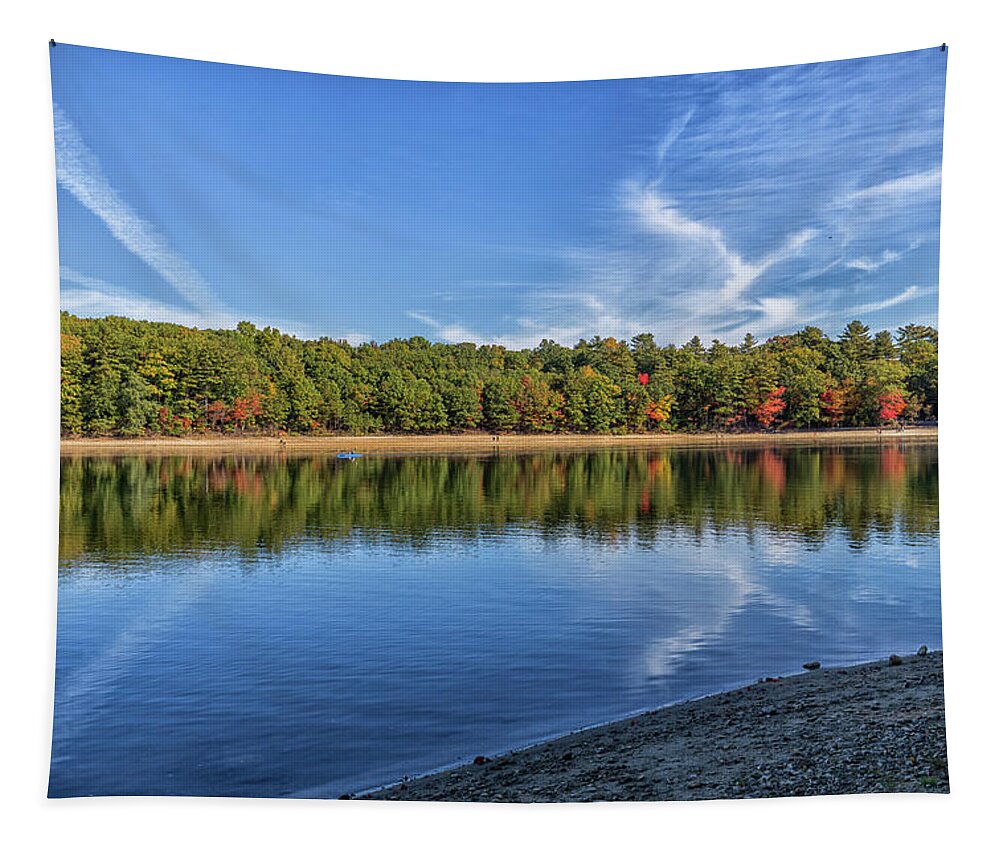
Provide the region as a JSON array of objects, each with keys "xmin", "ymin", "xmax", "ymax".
[
  {"xmin": 836, "ymin": 320, "xmax": 875, "ymax": 379},
  {"xmin": 482, "ymin": 375, "xmax": 519, "ymax": 432},
  {"xmin": 777, "ymin": 347, "xmax": 826, "ymax": 426},
  {"xmin": 60, "ymin": 332, "xmax": 85, "ymax": 435},
  {"xmin": 117, "ymin": 372, "xmax": 158, "ymax": 436}
]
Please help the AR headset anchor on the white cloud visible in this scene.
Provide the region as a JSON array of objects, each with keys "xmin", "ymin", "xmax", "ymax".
[
  {"xmin": 406, "ymin": 310, "xmax": 479, "ymax": 344},
  {"xmin": 412, "ymin": 105, "xmax": 939, "ymax": 349},
  {"xmin": 54, "ymin": 106, "xmax": 369, "ymax": 344},
  {"xmin": 842, "ymin": 284, "xmax": 922, "ymax": 317},
  {"xmin": 53, "ymin": 104, "xmax": 225, "ymax": 320},
  {"xmin": 655, "ymin": 107, "xmax": 695, "ymax": 168},
  {"xmin": 838, "ymin": 168, "xmax": 942, "ymax": 208},
  {"xmin": 846, "ymin": 249, "xmax": 903, "ymax": 272},
  {"xmin": 61, "ymin": 266, "xmax": 369, "ymax": 344},
  {"xmin": 627, "ymin": 183, "xmax": 819, "ymax": 300},
  {"xmin": 61, "ymin": 268, "xmax": 210, "ymax": 327}
]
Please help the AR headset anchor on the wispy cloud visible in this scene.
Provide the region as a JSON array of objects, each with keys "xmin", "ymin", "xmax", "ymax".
[
  {"xmin": 61, "ymin": 266, "xmax": 369, "ymax": 344},
  {"xmin": 54, "ymin": 105, "xmax": 369, "ymax": 343},
  {"xmin": 844, "ymin": 240, "xmax": 922, "ymax": 273},
  {"xmin": 53, "ymin": 104, "xmax": 225, "ymax": 320},
  {"xmin": 626, "ymin": 182, "xmax": 819, "ymax": 300},
  {"xmin": 842, "ymin": 284, "xmax": 922, "ymax": 317},
  {"xmin": 845, "ymin": 251, "xmax": 903, "ymax": 272},
  {"xmin": 60, "ymin": 268, "xmax": 211, "ymax": 327},
  {"xmin": 655, "ymin": 106, "xmax": 695, "ymax": 169},
  {"xmin": 405, "ymin": 310, "xmax": 478, "ymax": 344},
  {"xmin": 837, "ymin": 168, "xmax": 942, "ymax": 208},
  {"xmin": 412, "ymin": 54, "xmax": 943, "ymax": 347}
]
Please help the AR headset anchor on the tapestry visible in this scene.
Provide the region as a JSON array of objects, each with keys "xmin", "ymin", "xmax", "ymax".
[{"xmin": 50, "ymin": 43, "xmax": 947, "ymax": 800}]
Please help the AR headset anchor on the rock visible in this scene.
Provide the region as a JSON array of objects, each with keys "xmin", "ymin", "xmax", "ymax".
[
  {"xmin": 918, "ymin": 645, "xmax": 928, "ymax": 656},
  {"xmin": 473, "ymin": 755, "xmax": 488, "ymax": 765},
  {"xmin": 338, "ymin": 793, "xmax": 352, "ymax": 800},
  {"xmin": 889, "ymin": 655, "xmax": 903, "ymax": 666},
  {"xmin": 803, "ymin": 661, "xmax": 821, "ymax": 671}
]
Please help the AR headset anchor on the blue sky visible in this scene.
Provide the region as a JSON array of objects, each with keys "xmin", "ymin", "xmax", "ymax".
[{"xmin": 51, "ymin": 45, "xmax": 946, "ymax": 347}]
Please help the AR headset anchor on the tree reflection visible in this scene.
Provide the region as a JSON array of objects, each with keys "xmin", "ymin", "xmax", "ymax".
[{"xmin": 59, "ymin": 445, "xmax": 938, "ymax": 563}]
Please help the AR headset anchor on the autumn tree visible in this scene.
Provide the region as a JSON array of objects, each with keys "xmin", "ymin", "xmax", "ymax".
[
  {"xmin": 819, "ymin": 385, "xmax": 848, "ymax": 425},
  {"xmin": 512, "ymin": 374, "xmax": 563, "ymax": 432},
  {"xmin": 878, "ymin": 392, "xmax": 907, "ymax": 424},
  {"xmin": 230, "ymin": 393, "xmax": 263, "ymax": 432},
  {"xmin": 752, "ymin": 386, "xmax": 786, "ymax": 429},
  {"xmin": 205, "ymin": 400, "xmax": 229, "ymax": 431}
]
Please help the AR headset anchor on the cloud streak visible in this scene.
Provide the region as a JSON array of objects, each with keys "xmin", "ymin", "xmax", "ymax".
[
  {"xmin": 54, "ymin": 104, "xmax": 225, "ymax": 320},
  {"xmin": 655, "ymin": 106, "xmax": 695, "ymax": 169},
  {"xmin": 413, "ymin": 53, "xmax": 944, "ymax": 347},
  {"xmin": 60, "ymin": 268, "xmax": 211, "ymax": 328},
  {"xmin": 842, "ymin": 284, "xmax": 922, "ymax": 317},
  {"xmin": 61, "ymin": 266, "xmax": 369, "ymax": 344},
  {"xmin": 54, "ymin": 106, "xmax": 370, "ymax": 344},
  {"xmin": 837, "ymin": 168, "xmax": 942, "ymax": 208}
]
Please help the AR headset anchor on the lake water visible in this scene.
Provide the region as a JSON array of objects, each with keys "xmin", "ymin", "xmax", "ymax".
[{"xmin": 50, "ymin": 442, "xmax": 941, "ymax": 798}]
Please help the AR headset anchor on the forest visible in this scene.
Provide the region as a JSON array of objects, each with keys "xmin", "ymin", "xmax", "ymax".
[{"xmin": 59, "ymin": 313, "xmax": 938, "ymax": 436}]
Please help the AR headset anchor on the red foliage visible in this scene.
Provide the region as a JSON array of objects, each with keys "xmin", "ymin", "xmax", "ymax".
[
  {"xmin": 638, "ymin": 372, "xmax": 649, "ymax": 386},
  {"xmin": 752, "ymin": 386, "xmax": 786, "ymax": 429},
  {"xmin": 230, "ymin": 392, "xmax": 263, "ymax": 431},
  {"xmin": 205, "ymin": 400, "xmax": 229, "ymax": 430},
  {"xmin": 819, "ymin": 386, "xmax": 847, "ymax": 424},
  {"xmin": 877, "ymin": 391, "xmax": 907, "ymax": 423}
]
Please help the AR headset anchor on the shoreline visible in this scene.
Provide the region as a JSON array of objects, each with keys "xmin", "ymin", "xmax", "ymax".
[
  {"xmin": 363, "ymin": 652, "xmax": 947, "ymax": 802},
  {"xmin": 60, "ymin": 426, "xmax": 937, "ymax": 456}
]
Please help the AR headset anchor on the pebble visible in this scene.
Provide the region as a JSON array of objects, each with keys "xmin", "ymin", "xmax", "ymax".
[
  {"xmin": 367, "ymin": 653, "xmax": 947, "ymax": 803},
  {"xmin": 803, "ymin": 661, "xmax": 821, "ymax": 671},
  {"xmin": 889, "ymin": 655, "xmax": 903, "ymax": 666}
]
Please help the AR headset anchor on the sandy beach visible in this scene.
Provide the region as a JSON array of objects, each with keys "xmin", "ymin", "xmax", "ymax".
[
  {"xmin": 364, "ymin": 652, "xmax": 947, "ymax": 802},
  {"xmin": 60, "ymin": 427, "xmax": 937, "ymax": 456}
]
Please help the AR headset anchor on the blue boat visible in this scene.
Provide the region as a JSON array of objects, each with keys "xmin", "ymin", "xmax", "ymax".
[{"xmin": 336, "ymin": 452, "xmax": 364, "ymax": 460}]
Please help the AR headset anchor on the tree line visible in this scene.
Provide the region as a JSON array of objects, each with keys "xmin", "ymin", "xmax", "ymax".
[{"xmin": 59, "ymin": 312, "xmax": 938, "ymax": 436}]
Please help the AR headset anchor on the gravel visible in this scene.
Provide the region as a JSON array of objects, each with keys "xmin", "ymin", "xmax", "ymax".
[{"xmin": 364, "ymin": 652, "xmax": 948, "ymax": 802}]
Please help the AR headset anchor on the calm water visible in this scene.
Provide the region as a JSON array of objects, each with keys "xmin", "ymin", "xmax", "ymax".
[{"xmin": 50, "ymin": 443, "xmax": 941, "ymax": 798}]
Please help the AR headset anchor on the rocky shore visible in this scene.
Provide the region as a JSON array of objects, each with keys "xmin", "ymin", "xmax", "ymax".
[{"xmin": 365, "ymin": 652, "xmax": 947, "ymax": 802}]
